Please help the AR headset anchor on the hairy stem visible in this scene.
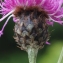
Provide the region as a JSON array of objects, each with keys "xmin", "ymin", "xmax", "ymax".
[{"xmin": 27, "ymin": 46, "xmax": 38, "ymax": 63}]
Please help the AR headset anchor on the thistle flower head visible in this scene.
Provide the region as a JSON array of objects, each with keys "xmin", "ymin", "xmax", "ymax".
[{"xmin": 0, "ymin": 0, "xmax": 63, "ymax": 46}]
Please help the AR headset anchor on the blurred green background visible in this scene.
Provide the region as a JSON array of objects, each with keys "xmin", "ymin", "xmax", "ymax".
[{"xmin": 0, "ymin": 17, "xmax": 63, "ymax": 63}]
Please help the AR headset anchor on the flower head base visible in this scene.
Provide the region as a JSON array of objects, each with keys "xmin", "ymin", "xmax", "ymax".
[
  {"xmin": 13, "ymin": 6, "xmax": 50, "ymax": 49},
  {"xmin": 0, "ymin": 0, "xmax": 63, "ymax": 45}
]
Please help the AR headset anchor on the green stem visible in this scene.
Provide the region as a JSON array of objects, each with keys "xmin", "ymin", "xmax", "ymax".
[
  {"xmin": 57, "ymin": 47, "xmax": 63, "ymax": 63},
  {"xmin": 27, "ymin": 46, "xmax": 38, "ymax": 63}
]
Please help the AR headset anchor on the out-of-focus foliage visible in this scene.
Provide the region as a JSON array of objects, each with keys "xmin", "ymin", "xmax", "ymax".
[{"xmin": 38, "ymin": 41, "xmax": 63, "ymax": 63}]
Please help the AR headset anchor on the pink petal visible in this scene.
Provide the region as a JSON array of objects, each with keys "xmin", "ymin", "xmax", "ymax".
[
  {"xmin": 49, "ymin": 16, "xmax": 63, "ymax": 25},
  {"xmin": 46, "ymin": 42, "xmax": 50, "ymax": 45},
  {"xmin": 54, "ymin": 7, "xmax": 63, "ymax": 18},
  {"xmin": 0, "ymin": 30, "xmax": 3, "ymax": 37},
  {"xmin": 46, "ymin": 20, "xmax": 54, "ymax": 26}
]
